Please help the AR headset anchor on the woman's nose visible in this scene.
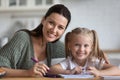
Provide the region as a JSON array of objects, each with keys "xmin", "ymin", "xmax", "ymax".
[{"xmin": 51, "ymin": 26, "xmax": 58, "ymax": 33}]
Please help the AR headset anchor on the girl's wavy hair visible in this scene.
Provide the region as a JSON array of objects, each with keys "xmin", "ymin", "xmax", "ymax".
[{"xmin": 65, "ymin": 27, "xmax": 105, "ymax": 61}]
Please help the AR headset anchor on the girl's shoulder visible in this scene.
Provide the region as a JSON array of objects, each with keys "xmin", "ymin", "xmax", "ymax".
[{"xmin": 59, "ymin": 57, "xmax": 71, "ymax": 65}]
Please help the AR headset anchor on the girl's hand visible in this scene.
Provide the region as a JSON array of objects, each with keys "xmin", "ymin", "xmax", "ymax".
[
  {"xmin": 28, "ymin": 63, "xmax": 50, "ymax": 77},
  {"xmin": 70, "ymin": 66, "xmax": 83, "ymax": 74},
  {"xmin": 87, "ymin": 66, "xmax": 100, "ymax": 77}
]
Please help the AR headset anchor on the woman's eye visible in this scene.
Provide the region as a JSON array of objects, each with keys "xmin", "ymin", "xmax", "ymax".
[
  {"xmin": 58, "ymin": 26, "xmax": 64, "ymax": 30},
  {"xmin": 49, "ymin": 21, "xmax": 54, "ymax": 25}
]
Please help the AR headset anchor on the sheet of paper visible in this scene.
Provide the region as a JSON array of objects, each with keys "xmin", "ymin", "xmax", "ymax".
[
  {"xmin": 103, "ymin": 76, "xmax": 120, "ymax": 80},
  {"xmin": 59, "ymin": 74, "xmax": 94, "ymax": 78}
]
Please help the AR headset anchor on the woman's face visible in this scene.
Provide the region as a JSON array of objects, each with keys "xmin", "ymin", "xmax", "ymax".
[
  {"xmin": 42, "ymin": 13, "xmax": 68, "ymax": 42},
  {"xmin": 69, "ymin": 35, "xmax": 93, "ymax": 61}
]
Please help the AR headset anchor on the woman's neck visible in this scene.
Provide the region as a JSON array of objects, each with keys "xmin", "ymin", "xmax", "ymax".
[
  {"xmin": 36, "ymin": 36, "xmax": 47, "ymax": 47},
  {"xmin": 32, "ymin": 36, "xmax": 47, "ymax": 61}
]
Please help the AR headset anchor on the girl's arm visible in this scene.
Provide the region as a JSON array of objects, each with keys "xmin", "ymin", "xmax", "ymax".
[
  {"xmin": 50, "ymin": 64, "xmax": 83, "ymax": 75},
  {"xmin": 88, "ymin": 63, "xmax": 120, "ymax": 76},
  {"xmin": 49, "ymin": 64, "xmax": 71, "ymax": 74},
  {"xmin": 103, "ymin": 53, "xmax": 110, "ymax": 64},
  {"xmin": 99, "ymin": 64, "xmax": 120, "ymax": 76}
]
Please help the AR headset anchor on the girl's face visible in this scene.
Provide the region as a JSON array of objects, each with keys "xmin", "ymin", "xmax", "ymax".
[
  {"xmin": 69, "ymin": 35, "xmax": 93, "ymax": 61},
  {"xmin": 42, "ymin": 13, "xmax": 68, "ymax": 42}
]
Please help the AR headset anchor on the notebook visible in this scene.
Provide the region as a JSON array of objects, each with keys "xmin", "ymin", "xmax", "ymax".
[
  {"xmin": 59, "ymin": 74, "xmax": 94, "ymax": 78},
  {"xmin": 103, "ymin": 76, "xmax": 120, "ymax": 80}
]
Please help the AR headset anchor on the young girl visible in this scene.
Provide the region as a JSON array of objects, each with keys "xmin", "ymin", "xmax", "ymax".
[{"xmin": 50, "ymin": 27, "xmax": 120, "ymax": 77}]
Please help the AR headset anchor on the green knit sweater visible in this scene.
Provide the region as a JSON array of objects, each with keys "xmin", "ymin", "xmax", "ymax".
[{"xmin": 0, "ymin": 31, "xmax": 65, "ymax": 69}]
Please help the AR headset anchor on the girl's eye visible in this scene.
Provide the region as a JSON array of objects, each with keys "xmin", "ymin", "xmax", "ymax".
[
  {"xmin": 75, "ymin": 43, "xmax": 80, "ymax": 46},
  {"xmin": 84, "ymin": 44, "xmax": 89, "ymax": 47}
]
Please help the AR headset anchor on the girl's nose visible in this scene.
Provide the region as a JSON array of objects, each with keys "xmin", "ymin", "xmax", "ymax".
[{"xmin": 79, "ymin": 46, "xmax": 84, "ymax": 51}]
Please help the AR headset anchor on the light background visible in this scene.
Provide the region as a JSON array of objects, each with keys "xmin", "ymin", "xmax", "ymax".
[{"xmin": 0, "ymin": 0, "xmax": 120, "ymax": 51}]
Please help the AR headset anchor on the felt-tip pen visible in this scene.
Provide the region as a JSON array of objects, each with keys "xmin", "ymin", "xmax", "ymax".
[{"xmin": 31, "ymin": 57, "xmax": 38, "ymax": 63}]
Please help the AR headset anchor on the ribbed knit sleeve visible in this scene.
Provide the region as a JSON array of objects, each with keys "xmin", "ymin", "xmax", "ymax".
[{"xmin": 0, "ymin": 31, "xmax": 34, "ymax": 69}]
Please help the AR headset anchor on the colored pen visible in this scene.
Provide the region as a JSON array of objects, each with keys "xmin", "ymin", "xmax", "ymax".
[
  {"xmin": 31, "ymin": 57, "xmax": 38, "ymax": 63},
  {"xmin": 81, "ymin": 67, "xmax": 86, "ymax": 75}
]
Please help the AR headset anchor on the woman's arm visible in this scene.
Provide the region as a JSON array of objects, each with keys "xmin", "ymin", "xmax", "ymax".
[
  {"xmin": 1, "ymin": 62, "xmax": 50, "ymax": 77},
  {"xmin": 1, "ymin": 67, "xmax": 31, "ymax": 77}
]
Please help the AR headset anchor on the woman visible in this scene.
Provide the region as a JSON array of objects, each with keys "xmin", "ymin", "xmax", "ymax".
[{"xmin": 0, "ymin": 4, "xmax": 71, "ymax": 77}]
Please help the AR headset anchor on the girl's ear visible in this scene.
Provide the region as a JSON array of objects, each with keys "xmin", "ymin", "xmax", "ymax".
[{"xmin": 91, "ymin": 45, "xmax": 94, "ymax": 52}]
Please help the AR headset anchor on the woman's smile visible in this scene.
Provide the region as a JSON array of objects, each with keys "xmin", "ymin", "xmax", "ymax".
[{"xmin": 47, "ymin": 31, "xmax": 56, "ymax": 38}]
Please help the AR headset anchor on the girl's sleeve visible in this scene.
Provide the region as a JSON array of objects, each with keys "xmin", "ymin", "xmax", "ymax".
[{"xmin": 59, "ymin": 58, "xmax": 69, "ymax": 70}]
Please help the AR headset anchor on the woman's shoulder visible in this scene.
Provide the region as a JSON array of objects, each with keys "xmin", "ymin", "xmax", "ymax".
[
  {"xmin": 47, "ymin": 41, "xmax": 65, "ymax": 58},
  {"xmin": 8, "ymin": 30, "xmax": 31, "ymax": 44},
  {"xmin": 13, "ymin": 30, "xmax": 31, "ymax": 40},
  {"xmin": 14, "ymin": 30, "xmax": 30, "ymax": 37},
  {"xmin": 52, "ymin": 40, "xmax": 64, "ymax": 45},
  {"xmin": 47, "ymin": 41, "xmax": 65, "ymax": 50}
]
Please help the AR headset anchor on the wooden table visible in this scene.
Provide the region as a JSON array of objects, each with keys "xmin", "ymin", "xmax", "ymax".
[
  {"xmin": 0, "ymin": 68, "xmax": 103, "ymax": 80},
  {"xmin": 0, "ymin": 77, "xmax": 103, "ymax": 80}
]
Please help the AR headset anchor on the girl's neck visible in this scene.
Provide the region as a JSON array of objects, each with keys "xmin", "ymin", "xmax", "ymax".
[{"xmin": 74, "ymin": 58, "xmax": 87, "ymax": 67}]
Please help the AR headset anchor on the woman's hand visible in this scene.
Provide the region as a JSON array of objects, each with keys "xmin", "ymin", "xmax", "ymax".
[{"xmin": 28, "ymin": 63, "xmax": 50, "ymax": 77}]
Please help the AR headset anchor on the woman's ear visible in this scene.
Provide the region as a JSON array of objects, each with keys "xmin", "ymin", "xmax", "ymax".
[{"xmin": 41, "ymin": 17, "xmax": 45, "ymax": 24}]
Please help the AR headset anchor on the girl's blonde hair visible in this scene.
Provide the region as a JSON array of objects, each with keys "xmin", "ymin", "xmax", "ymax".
[{"xmin": 65, "ymin": 27, "xmax": 105, "ymax": 61}]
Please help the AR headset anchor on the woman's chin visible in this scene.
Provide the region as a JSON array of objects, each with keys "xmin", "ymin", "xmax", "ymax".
[
  {"xmin": 46, "ymin": 37, "xmax": 59, "ymax": 42},
  {"xmin": 47, "ymin": 38, "xmax": 57, "ymax": 42}
]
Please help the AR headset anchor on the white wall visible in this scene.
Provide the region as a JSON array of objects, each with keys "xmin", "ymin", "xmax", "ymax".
[
  {"xmin": 60, "ymin": 0, "xmax": 120, "ymax": 50},
  {"xmin": 0, "ymin": 0, "xmax": 120, "ymax": 51}
]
